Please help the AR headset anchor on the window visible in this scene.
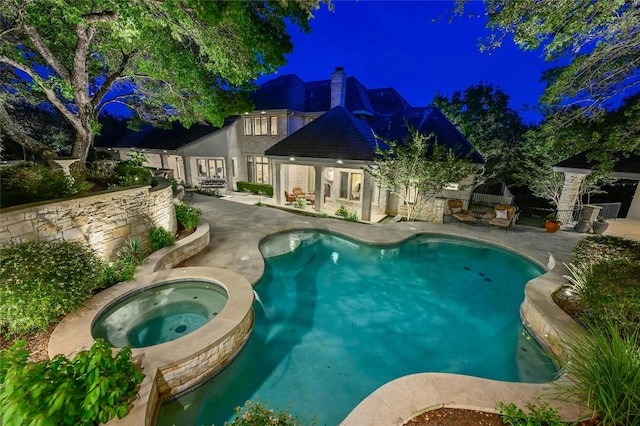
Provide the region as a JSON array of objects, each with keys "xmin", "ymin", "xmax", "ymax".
[
  {"xmin": 270, "ymin": 116, "xmax": 278, "ymax": 135},
  {"xmin": 197, "ymin": 159, "xmax": 207, "ymax": 177},
  {"xmin": 247, "ymin": 155, "xmax": 270, "ymax": 183},
  {"xmin": 339, "ymin": 172, "xmax": 362, "ymax": 201},
  {"xmin": 254, "ymin": 117, "xmax": 267, "ymax": 135},
  {"xmin": 196, "ymin": 158, "xmax": 225, "ymax": 178},
  {"xmin": 244, "ymin": 118, "xmax": 252, "ymax": 135}
]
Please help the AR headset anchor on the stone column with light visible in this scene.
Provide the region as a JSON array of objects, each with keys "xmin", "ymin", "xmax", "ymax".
[{"xmin": 556, "ymin": 172, "xmax": 587, "ymax": 224}]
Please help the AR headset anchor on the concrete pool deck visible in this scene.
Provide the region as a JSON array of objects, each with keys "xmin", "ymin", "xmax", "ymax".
[{"xmin": 177, "ymin": 196, "xmax": 591, "ymax": 424}]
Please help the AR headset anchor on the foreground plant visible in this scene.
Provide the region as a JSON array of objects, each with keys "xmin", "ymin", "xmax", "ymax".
[
  {"xmin": 554, "ymin": 320, "xmax": 640, "ymax": 425},
  {"xmin": 0, "ymin": 339, "xmax": 144, "ymax": 426},
  {"xmin": 175, "ymin": 202, "xmax": 202, "ymax": 231},
  {"xmin": 226, "ymin": 400, "xmax": 311, "ymax": 426},
  {"xmin": 497, "ymin": 401, "xmax": 567, "ymax": 426},
  {"xmin": 0, "ymin": 240, "xmax": 103, "ymax": 337}
]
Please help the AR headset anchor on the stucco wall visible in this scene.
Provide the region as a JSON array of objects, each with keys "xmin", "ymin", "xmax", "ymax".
[{"xmin": 0, "ymin": 182, "xmax": 176, "ymax": 261}]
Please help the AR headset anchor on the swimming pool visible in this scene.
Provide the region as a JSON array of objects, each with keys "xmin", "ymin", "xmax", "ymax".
[{"xmin": 158, "ymin": 232, "xmax": 555, "ymax": 425}]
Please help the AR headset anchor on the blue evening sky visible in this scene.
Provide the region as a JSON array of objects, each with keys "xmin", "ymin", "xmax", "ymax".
[{"xmin": 259, "ymin": 0, "xmax": 550, "ymax": 124}]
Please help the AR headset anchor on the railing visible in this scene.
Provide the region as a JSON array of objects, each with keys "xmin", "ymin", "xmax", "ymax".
[
  {"xmin": 592, "ymin": 202, "xmax": 621, "ymax": 220},
  {"xmin": 472, "ymin": 192, "xmax": 514, "ymax": 206}
]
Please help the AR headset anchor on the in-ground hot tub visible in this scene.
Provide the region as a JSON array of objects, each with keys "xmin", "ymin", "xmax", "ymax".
[{"xmin": 92, "ymin": 280, "xmax": 228, "ymax": 348}]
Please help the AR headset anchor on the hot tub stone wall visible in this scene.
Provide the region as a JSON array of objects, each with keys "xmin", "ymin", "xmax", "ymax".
[
  {"xmin": 154, "ymin": 309, "xmax": 254, "ymax": 398},
  {"xmin": 0, "ymin": 182, "xmax": 176, "ymax": 261}
]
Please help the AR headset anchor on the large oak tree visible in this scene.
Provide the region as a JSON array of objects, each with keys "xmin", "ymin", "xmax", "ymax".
[{"xmin": 0, "ymin": 0, "xmax": 326, "ymax": 162}]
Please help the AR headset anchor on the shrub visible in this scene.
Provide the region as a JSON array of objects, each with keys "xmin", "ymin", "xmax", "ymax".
[
  {"xmin": 0, "ymin": 240, "xmax": 104, "ymax": 337},
  {"xmin": 175, "ymin": 203, "xmax": 202, "ymax": 231},
  {"xmin": 116, "ymin": 237, "xmax": 147, "ymax": 266},
  {"xmin": 100, "ymin": 238, "xmax": 147, "ymax": 287},
  {"xmin": 149, "ymin": 226, "xmax": 175, "ymax": 251},
  {"xmin": 293, "ymin": 197, "xmax": 307, "ymax": 209},
  {"xmin": 572, "ymin": 235, "xmax": 640, "ymax": 268},
  {"xmin": 236, "ymin": 181, "xmax": 274, "ymax": 196},
  {"xmin": 335, "ymin": 204, "xmax": 348, "ymax": 216},
  {"xmin": 114, "ymin": 162, "xmax": 153, "ymax": 187},
  {"xmin": 497, "ymin": 401, "xmax": 565, "ymax": 426},
  {"xmin": 0, "ymin": 339, "xmax": 144, "ymax": 425},
  {"xmin": 226, "ymin": 400, "xmax": 306, "ymax": 426},
  {"xmin": 554, "ymin": 320, "xmax": 640, "ymax": 426},
  {"xmin": 86, "ymin": 159, "xmax": 119, "ymax": 187},
  {"xmin": 578, "ymin": 259, "xmax": 640, "ymax": 337},
  {"xmin": 316, "ymin": 212, "xmax": 329, "ymax": 218},
  {"xmin": 0, "ymin": 162, "xmax": 75, "ymax": 208},
  {"xmin": 344, "ymin": 211, "xmax": 359, "ymax": 222}
]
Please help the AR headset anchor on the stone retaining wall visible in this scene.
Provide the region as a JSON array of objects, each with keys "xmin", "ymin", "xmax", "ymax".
[{"xmin": 0, "ymin": 182, "xmax": 176, "ymax": 261}]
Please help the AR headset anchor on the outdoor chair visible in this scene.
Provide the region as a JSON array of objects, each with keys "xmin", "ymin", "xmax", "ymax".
[
  {"xmin": 447, "ymin": 199, "xmax": 476, "ymax": 225},
  {"xmin": 284, "ymin": 191, "xmax": 297, "ymax": 203},
  {"xmin": 488, "ymin": 204, "xmax": 517, "ymax": 230},
  {"xmin": 292, "ymin": 186, "xmax": 305, "ymax": 197}
]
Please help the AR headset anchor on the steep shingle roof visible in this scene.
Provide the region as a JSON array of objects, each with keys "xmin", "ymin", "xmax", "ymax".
[
  {"xmin": 370, "ymin": 107, "xmax": 484, "ymax": 163},
  {"xmin": 266, "ymin": 106, "xmax": 483, "ymax": 164},
  {"xmin": 554, "ymin": 152, "xmax": 640, "ymax": 178},
  {"xmin": 265, "ymin": 106, "xmax": 380, "ymax": 161},
  {"xmin": 367, "ymin": 87, "xmax": 412, "ymax": 113},
  {"xmin": 251, "ymin": 74, "xmax": 375, "ymax": 114}
]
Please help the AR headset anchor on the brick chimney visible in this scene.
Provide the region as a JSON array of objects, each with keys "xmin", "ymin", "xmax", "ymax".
[{"xmin": 330, "ymin": 67, "xmax": 346, "ymax": 108}]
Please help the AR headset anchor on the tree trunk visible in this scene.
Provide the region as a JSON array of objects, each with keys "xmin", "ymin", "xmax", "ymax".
[{"xmin": 70, "ymin": 124, "xmax": 93, "ymax": 163}]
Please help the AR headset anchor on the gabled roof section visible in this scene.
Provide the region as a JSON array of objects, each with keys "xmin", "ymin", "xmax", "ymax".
[
  {"xmin": 367, "ymin": 87, "xmax": 412, "ymax": 112},
  {"xmin": 370, "ymin": 107, "xmax": 484, "ymax": 164},
  {"xmin": 265, "ymin": 106, "xmax": 380, "ymax": 161},
  {"xmin": 345, "ymin": 77, "xmax": 375, "ymax": 115},
  {"xmin": 250, "ymin": 74, "xmax": 307, "ymax": 111},
  {"xmin": 94, "ymin": 118, "xmax": 236, "ymax": 151}
]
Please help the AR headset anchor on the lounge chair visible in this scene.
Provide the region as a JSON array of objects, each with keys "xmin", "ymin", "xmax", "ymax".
[
  {"xmin": 488, "ymin": 204, "xmax": 517, "ymax": 230},
  {"xmin": 292, "ymin": 186, "xmax": 305, "ymax": 197},
  {"xmin": 447, "ymin": 199, "xmax": 476, "ymax": 225}
]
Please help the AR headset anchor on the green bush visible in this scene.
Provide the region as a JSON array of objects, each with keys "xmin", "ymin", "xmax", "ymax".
[
  {"xmin": 0, "ymin": 339, "xmax": 144, "ymax": 425},
  {"xmin": 0, "ymin": 240, "xmax": 104, "ymax": 337},
  {"xmin": 335, "ymin": 204, "xmax": 348, "ymax": 216},
  {"xmin": 149, "ymin": 226, "xmax": 175, "ymax": 251},
  {"xmin": 554, "ymin": 320, "xmax": 640, "ymax": 426},
  {"xmin": 578, "ymin": 259, "xmax": 640, "ymax": 337},
  {"xmin": 344, "ymin": 211, "xmax": 359, "ymax": 222},
  {"xmin": 226, "ymin": 400, "xmax": 307, "ymax": 426},
  {"xmin": 114, "ymin": 162, "xmax": 153, "ymax": 187},
  {"xmin": 0, "ymin": 162, "xmax": 75, "ymax": 208},
  {"xmin": 572, "ymin": 235, "xmax": 640, "ymax": 268},
  {"xmin": 497, "ymin": 401, "xmax": 565, "ymax": 426},
  {"xmin": 100, "ymin": 238, "xmax": 147, "ymax": 287},
  {"xmin": 175, "ymin": 203, "xmax": 202, "ymax": 231},
  {"xmin": 236, "ymin": 181, "xmax": 274, "ymax": 196}
]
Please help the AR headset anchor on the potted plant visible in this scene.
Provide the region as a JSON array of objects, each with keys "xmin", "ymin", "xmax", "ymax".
[
  {"xmin": 544, "ymin": 212, "xmax": 561, "ymax": 233},
  {"xmin": 591, "ymin": 216, "xmax": 609, "ymax": 234}
]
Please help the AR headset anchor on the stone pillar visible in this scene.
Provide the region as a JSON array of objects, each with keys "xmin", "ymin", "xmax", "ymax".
[
  {"xmin": 274, "ymin": 162, "xmax": 283, "ymax": 205},
  {"xmin": 627, "ymin": 182, "xmax": 640, "ymax": 220},
  {"xmin": 313, "ymin": 166, "xmax": 324, "ymax": 212},
  {"xmin": 557, "ymin": 172, "xmax": 587, "ymax": 224},
  {"xmin": 361, "ymin": 171, "xmax": 375, "ymax": 221}
]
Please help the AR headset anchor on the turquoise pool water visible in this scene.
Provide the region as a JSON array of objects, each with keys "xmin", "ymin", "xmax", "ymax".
[{"xmin": 158, "ymin": 232, "xmax": 555, "ymax": 425}]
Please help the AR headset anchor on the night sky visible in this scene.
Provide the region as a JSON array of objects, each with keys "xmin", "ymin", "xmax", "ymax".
[{"xmin": 259, "ymin": 0, "xmax": 551, "ymax": 124}]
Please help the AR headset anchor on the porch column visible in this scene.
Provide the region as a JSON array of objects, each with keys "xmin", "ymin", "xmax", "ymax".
[
  {"xmin": 557, "ymin": 172, "xmax": 587, "ymax": 224},
  {"xmin": 361, "ymin": 170, "xmax": 374, "ymax": 221},
  {"xmin": 313, "ymin": 166, "xmax": 324, "ymax": 212},
  {"xmin": 627, "ymin": 182, "xmax": 640, "ymax": 220},
  {"xmin": 274, "ymin": 162, "xmax": 283, "ymax": 205}
]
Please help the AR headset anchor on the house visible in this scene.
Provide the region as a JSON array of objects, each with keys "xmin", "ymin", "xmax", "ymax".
[{"xmin": 95, "ymin": 67, "xmax": 483, "ymax": 221}]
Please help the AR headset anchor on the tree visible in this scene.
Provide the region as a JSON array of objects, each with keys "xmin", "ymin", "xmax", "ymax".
[
  {"xmin": 0, "ymin": 0, "xmax": 327, "ymax": 162},
  {"xmin": 455, "ymin": 0, "xmax": 640, "ymax": 122},
  {"xmin": 432, "ymin": 83, "xmax": 527, "ymax": 184},
  {"xmin": 367, "ymin": 128, "xmax": 477, "ymax": 221}
]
